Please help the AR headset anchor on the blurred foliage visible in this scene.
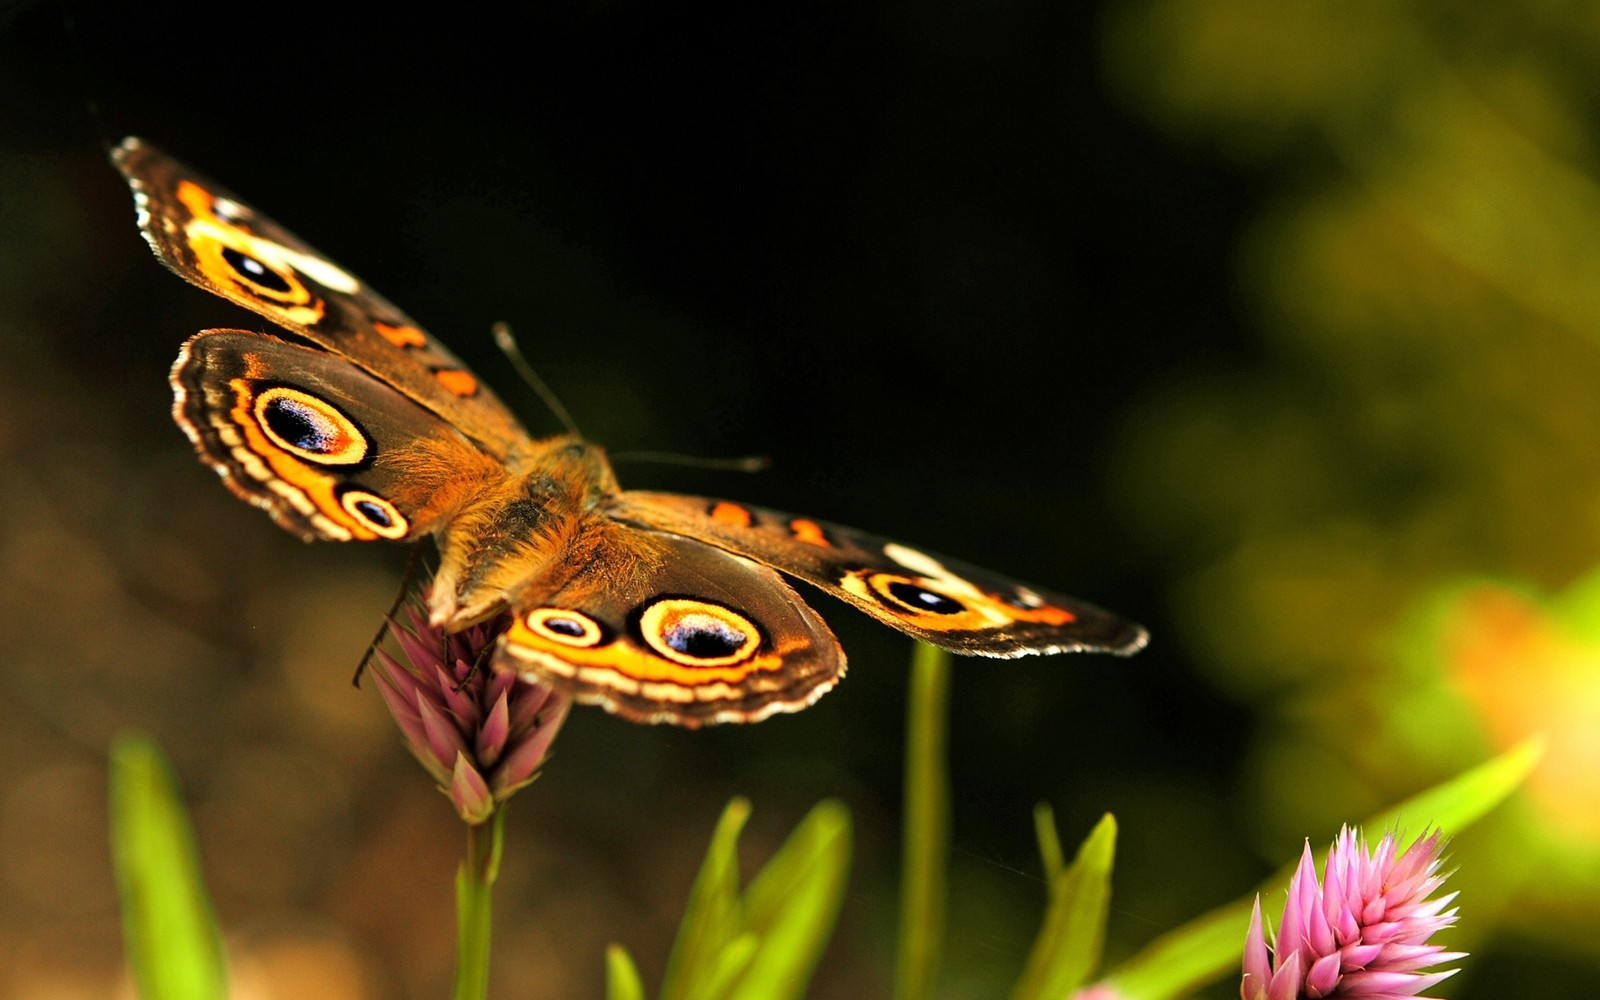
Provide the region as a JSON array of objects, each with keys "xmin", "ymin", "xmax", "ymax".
[
  {"xmin": 1011, "ymin": 810, "xmax": 1115, "ymax": 1000},
  {"xmin": 1102, "ymin": 0, "xmax": 1600, "ymax": 990},
  {"xmin": 110, "ymin": 735, "xmax": 228, "ymax": 1000},
  {"xmin": 608, "ymin": 798, "xmax": 852, "ymax": 1000}
]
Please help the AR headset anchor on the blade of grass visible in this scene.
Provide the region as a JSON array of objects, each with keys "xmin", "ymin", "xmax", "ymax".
[
  {"xmin": 606, "ymin": 945, "xmax": 648, "ymax": 1000},
  {"xmin": 698, "ymin": 933, "xmax": 759, "ymax": 1000},
  {"xmin": 1011, "ymin": 813, "xmax": 1117, "ymax": 1000},
  {"xmin": 661, "ymin": 798, "xmax": 753, "ymax": 1000},
  {"xmin": 733, "ymin": 800, "xmax": 853, "ymax": 1000},
  {"xmin": 895, "ymin": 642, "xmax": 950, "ymax": 1000},
  {"xmin": 109, "ymin": 733, "xmax": 227, "ymax": 1000},
  {"xmin": 1105, "ymin": 738, "xmax": 1543, "ymax": 1000},
  {"xmin": 1033, "ymin": 803, "xmax": 1066, "ymax": 883}
]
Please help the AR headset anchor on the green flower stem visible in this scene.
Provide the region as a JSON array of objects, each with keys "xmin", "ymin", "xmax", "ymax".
[
  {"xmin": 454, "ymin": 808, "xmax": 507, "ymax": 1000},
  {"xmin": 895, "ymin": 643, "xmax": 951, "ymax": 1000}
]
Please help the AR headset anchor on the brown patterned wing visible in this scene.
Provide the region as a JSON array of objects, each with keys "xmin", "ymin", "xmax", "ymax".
[
  {"xmin": 606, "ymin": 492, "xmax": 1148, "ymax": 658},
  {"xmin": 496, "ymin": 522, "xmax": 845, "ymax": 727},
  {"xmin": 172, "ymin": 330, "xmax": 507, "ymax": 542},
  {"xmin": 115, "ymin": 137, "xmax": 530, "ymax": 459}
]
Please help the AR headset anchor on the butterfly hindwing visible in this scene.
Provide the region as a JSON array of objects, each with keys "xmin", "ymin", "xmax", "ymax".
[
  {"xmin": 115, "ymin": 137, "xmax": 530, "ymax": 459},
  {"xmin": 495, "ymin": 523, "xmax": 845, "ymax": 727},
  {"xmin": 173, "ymin": 330, "xmax": 506, "ymax": 542},
  {"xmin": 606, "ymin": 492, "xmax": 1148, "ymax": 658}
]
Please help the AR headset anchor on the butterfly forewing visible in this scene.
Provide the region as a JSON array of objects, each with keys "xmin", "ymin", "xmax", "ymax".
[
  {"xmin": 606, "ymin": 492, "xmax": 1148, "ymax": 658},
  {"xmin": 115, "ymin": 137, "xmax": 530, "ymax": 459}
]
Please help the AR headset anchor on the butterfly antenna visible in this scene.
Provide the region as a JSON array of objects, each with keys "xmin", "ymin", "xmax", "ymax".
[
  {"xmin": 492, "ymin": 321, "xmax": 582, "ymax": 437},
  {"xmin": 352, "ymin": 540, "xmax": 430, "ymax": 687},
  {"xmin": 609, "ymin": 451, "xmax": 772, "ymax": 473}
]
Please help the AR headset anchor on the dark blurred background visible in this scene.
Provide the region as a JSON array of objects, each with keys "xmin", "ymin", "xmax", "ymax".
[{"xmin": 2, "ymin": 1, "xmax": 1597, "ymax": 997}]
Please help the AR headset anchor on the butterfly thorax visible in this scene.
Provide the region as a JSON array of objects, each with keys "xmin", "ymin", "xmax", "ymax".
[{"xmin": 428, "ymin": 436, "xmax": 624, "ymax": 629}]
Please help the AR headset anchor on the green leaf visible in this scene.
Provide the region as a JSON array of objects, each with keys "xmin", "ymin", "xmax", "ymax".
[
  {"xmin": 607, "ymin": 945, "xmax": 648, "ymax": 1000},
  {"xmin": 732, "ymin": 800, "xmax": 853, "ymax": 1000},
  {"xmin": 108, "ymin": 733, "xmax": 227, "ymax": 1000},
  {"xmin": 627, "ymin": 798, "xmax": 852, "ymax": 1000},
  {"xmin": 895, "ymin": 642, "xmax": 951, "ymax": 1000},
  {"xmin": 1033, "ymin": 803, "xmax": 1066, "ymax": 883},
  {"xmin": 698, "ymin": 933, "xmax": 759, "ymax": 1000},
  {"xmin": 1011, "ymin": 812, "xmax": 1117, "ymax": 1000},
  {"xmin": 661, "ymin": 798, "xmax": 752, "ymax": 1000},
  {"xmin": 1104, "ymin": 738, "xmax": 1543, "ymax": 1000}
]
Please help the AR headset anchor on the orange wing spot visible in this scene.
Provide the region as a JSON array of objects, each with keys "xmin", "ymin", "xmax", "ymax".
[
  {"xmin": 375, "ymin": 322, "xmax": 428, "ymax": 348},
  {"xmin": 227, "ymin": 381, "xmax": 378, "ymax": 540},
  {"xmin": 710, "ymin": 502, "xmax": 753, "ymax": 527},
  {"xmin": 505, "ymin": 616, "xmax": 783, "ymax": 686},
  {"xmin": 175, "ymin": 179, "xmax": 219, "ymax": 219},
  {"xmin": 789, "ymin": 519, "xmax": 830, "ymax": 546},
  {"xmin": 176, "ymin": 180, "xmax": 323, "ymax": 321},
  {"xmin": 434, "ymin": 368, "xmax": 479, "ymax": 397},
  {"xmin": 1008, "ymin": 604, "xmax": 1076, "ymax": 626}
]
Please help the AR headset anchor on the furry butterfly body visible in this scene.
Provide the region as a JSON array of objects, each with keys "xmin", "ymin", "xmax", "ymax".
[{"xmin": 117, "ymin": 138, "xmax": 1146, "ymax": 727}]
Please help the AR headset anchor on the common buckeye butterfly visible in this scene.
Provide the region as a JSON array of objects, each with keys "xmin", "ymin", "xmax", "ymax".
[{"xmin": 114, "ymin": 137, "xmax": 1146, "ymax": 728}]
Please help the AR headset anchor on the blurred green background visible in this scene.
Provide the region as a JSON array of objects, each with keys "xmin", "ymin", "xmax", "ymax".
[{"xmin": 2, "ymin": 0, "xmax": 1596, "ymax": 996}]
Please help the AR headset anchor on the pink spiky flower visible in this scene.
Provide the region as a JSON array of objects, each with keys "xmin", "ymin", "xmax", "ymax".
[
  {"xmin": 1241, "ymin": 828, "xmax": 1463, "ymax": 1000},
  {"xmin": 371, "ymin": 608, "xmax": 572, "ymax": 824}
]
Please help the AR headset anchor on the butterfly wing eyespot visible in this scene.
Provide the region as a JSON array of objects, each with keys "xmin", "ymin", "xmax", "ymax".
[
  {"xmin": 178, "ymin": 180, "xmax": 329, "ymax": 324},
  {"xmin": 636, "ymin": 598, "xmax": 763, "ymax": 667},
  {"xmin": 868, "ymin": 574, "xmax": 971, "ymax": 617},
  {"xmin": 219, "ymin": 246, "xmax": 296, "ymax": 296},
  {"xmin": 337, "ymin": 488, "xmax": 410, "ymax": 539},
  {"xmin": 253, "ymin": 387, "xmax": 370, "ymax": 465},
  {"xmin": 523, "ymin": 608, "xmax": 606, "ymax": 647}
]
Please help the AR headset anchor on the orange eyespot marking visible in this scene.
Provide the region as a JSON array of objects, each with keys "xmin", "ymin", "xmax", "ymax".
[
  {"xmin": 638, "ymin": 598, "xmax": 762, "ymax": 667},
  {"xmin": 434, "ymin": 368, "xmax": 478, "ymax": 397},
  {"xmin": 867, "ymin": 573, "xmax": 968, "ymax": 616},
  {"xmin": 523, "ymin": 608, "xmax": 605, "ymax": 647},
  {"xmin": 710, "ymin": 502, "xmax": 753, "ymax": 527},
  {"xmin": 789, "ymin": 519, "xmax": 830, "ymax": 546},
  {"xmin": 338, "ymin": 490, "xmax": 409, "ymax": 539},
  {"xmin": 225, "ymin": 381, "xmax": 380, "ymax": 539},
  {"xmin": 375, "ymin": 322, "xmax": 428, "ymax": 348},
  {"xmin": 252, "ymin": 387, "xmax": 369, "ymax": 465},
  {"xmin": 176, "ymin": 180, "xmax": 324, "ymax": 323}
]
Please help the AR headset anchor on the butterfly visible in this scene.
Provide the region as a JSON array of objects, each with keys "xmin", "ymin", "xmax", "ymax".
[{"xmin": 113, "ymin": 137, "xmax": 1147, "ymax": 728}]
